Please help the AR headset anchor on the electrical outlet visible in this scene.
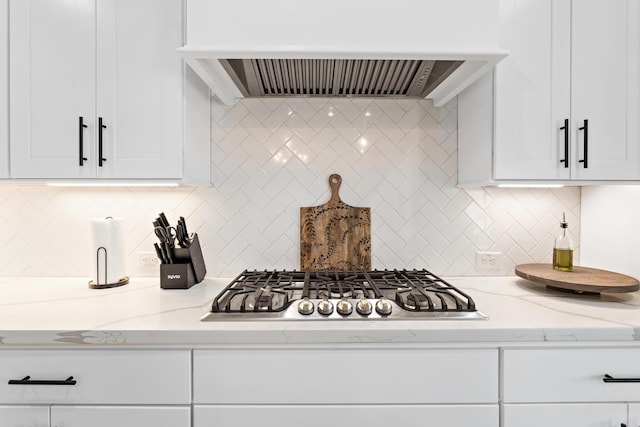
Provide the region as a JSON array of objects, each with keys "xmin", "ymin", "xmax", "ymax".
[
  {"xmin": 138, "ymin": 251, "xmax": 160, "ymax": 267},
  {"xmin": 475, "ymin": 251, "xmax": 502, "ymax": 273}
]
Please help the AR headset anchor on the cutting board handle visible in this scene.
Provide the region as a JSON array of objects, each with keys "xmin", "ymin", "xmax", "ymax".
[{"xmin": 329, "ymin": 174, "xmax": 342, "ymax": 204}]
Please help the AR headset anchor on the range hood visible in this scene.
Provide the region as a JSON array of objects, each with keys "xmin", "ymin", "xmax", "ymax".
[{"xmin": 179, "ymin": 0, "xmax": 508, "ymax": 107}]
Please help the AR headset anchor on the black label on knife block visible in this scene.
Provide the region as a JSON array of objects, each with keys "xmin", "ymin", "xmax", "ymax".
[{"xmin": 160, "ymin": 263, "xmax": 196, "ymax": 289}]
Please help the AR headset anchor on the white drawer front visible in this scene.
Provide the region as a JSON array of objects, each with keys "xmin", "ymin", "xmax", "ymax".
[
  {"xmin": 0, "ymin": 405, "xmax": 49, "ymax": 427},
  {"xmin": 0, "ymin": 349, "xmax": 190, "ymax": 404},
  {"xmin": 194, "ymin": 404, "xmax": 499, "ymax": 427},
  {"xmin": 503, "ymin": 348, "xmax": 640, "ymax": 403},
  {"xmin": 51, "ymin": 406, "xmax": 191, "ymax": 427},
  {"xmin": 503, "ymin": 403, "xmax": 627, "ymax": 427},
  {"xmin": 194, "ymin": 348, "xmax": 498, "ymax": 404}
]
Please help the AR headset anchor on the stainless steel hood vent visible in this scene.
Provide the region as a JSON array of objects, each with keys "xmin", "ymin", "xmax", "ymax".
[{"xmin": 220, "ymin": 59, "xmax": 463, "ymax": 98}]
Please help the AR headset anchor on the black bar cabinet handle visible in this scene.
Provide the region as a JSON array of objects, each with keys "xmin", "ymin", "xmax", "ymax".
[
  {"xmin": 559, "ymin": 118, "xmax": 569, "ymax": 168},
  {"xmin": 98, "ymin": 117, "xmax": 107, "ymax": 167},
  {"xmin": 8, "ymin": 375, "xmax": 77, "ymax": 386},
  {"xmin": 578, "ymin": 119, "xmax": 588, "ymax": 168},
  {"xmin": 78, "ymin": 116, "xmax": 88, "ymax": 166},
  {"xmin": 603, "ymin": 373, "xmax": 640, "ymax": 383}
]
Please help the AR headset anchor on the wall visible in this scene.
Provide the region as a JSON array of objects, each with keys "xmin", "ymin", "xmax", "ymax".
[
  {"xmin": 0, "ymin": 97, "xmax": 580, "ymax": 278},
  {"xmin": 581, "ymin": 186, "xmax": 640, "ymax": 279}
]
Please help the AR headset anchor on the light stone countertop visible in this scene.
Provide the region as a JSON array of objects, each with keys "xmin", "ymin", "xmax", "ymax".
[{"xmin": 0, "ymin": 276, "xmax": 638, "ymax": 346}]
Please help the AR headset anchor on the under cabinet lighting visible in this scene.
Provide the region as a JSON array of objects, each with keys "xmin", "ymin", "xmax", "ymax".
[
  {"xmin": 45, "ymin": 182, "xmax": 179, "ymax": 187},
  {"xmin": 497, "ymin": 184, "xmax": 564, "ymax": 188}
]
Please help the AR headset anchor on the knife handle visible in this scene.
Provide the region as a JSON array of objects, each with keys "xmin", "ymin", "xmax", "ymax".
[{"xmin": 154, "ymin": 243, "xmax": 166, "ymax": 264}]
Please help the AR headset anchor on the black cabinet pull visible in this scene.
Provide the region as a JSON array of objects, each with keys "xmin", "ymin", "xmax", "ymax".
[
  {"xmin": 78, "ymin": 116, "xmax": 88, "ymax": 166},
  {"xmin": 559, "ymin": 118, "xmax": 569, "ymax": 168},
  {"xmin": 578, "ymin": 119, "xmax": 588, "ymax": 168},
  {"xmin": 8, "ymin": 375, "xmax": 76, "ymax": 386},
  {"xmin": 98, "ymin": 117, "xmax": 107, "ymax": 167},
  {"xmin": 603, "ymin": 374, "xmax": 640, "ymax": 383}
]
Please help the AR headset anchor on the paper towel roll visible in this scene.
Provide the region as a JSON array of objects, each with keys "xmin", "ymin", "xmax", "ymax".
[{"xmin": 90, "ymin": 217, "xmax": 127, "ymax": 286}]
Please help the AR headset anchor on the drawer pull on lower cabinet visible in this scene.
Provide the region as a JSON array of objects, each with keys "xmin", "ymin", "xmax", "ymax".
[
  {"xmin": 602, "ymin": 374, "xmax": 640, "ymax": 383},
  {"xmin": 8, "ymin": 375, "xmax": 77, "ymax": 385}
]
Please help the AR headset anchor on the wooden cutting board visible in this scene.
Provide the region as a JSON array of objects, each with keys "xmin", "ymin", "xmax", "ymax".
[
  {"xmin": 300, "ymin": 174, "xmax": 371, "ymax": 271},
  {"xmin": 515, "ymin": 263, "xmax": 640, "ymax": 293}
]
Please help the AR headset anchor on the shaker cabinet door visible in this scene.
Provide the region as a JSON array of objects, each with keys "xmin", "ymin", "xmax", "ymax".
[
  {"xmin": 9, "ymin": 0, "xmax": 96, "ymax": 179},
  {"xmin": 493, "ymin": 0, "xmax": 571, "ymax": 180},
  {"xmin": 95, "ymin": 0, "xmax": 183, "ymax": 179},
  {"xmin": 570, "ymin": 0, "xmax": 640, "ymax": 180}
]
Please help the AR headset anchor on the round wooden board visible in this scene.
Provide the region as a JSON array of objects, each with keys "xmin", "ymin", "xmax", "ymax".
[{"xmin": 515, "ymin": 263, "xmax": 639, "ymax": 293}]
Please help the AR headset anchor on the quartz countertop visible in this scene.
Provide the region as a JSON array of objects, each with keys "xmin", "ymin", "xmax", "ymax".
[{"xmin": 0, "ymin": 276, "xmax": 638, "ymax": 346}]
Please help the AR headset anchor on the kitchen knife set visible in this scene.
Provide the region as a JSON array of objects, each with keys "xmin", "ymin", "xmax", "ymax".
[
  {"xmin": 153, "ymin": 212, "xmax": 192, "ymax": 264},
  {"xmin": 153, "ymin": 212, "xmax": 206, "ymax": 289}
]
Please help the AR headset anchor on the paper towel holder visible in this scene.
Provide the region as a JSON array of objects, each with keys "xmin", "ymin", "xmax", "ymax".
[{"xmin": 89, "ymin": 246, "xmax": 130, "ymax": 289}]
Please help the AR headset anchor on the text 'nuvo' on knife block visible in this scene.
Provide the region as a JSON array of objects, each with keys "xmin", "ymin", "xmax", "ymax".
[{"xmin": 160, "ymin": 234, "xmax": 206, "ymax": 289}]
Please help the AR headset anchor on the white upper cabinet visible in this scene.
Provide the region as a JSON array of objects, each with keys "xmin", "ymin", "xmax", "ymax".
[
  {"xmin": 458, "ymin": 0, "xmax": 640, "ymax": 185},
  {"xmin": 9, "ymin": 0, "xmax": 196, "ymax": 180},
  {"xmin": 570, "ymin": 0, "xmax": 638, "ymax": 180},
  {"xmin": 94, "ymin": 0, "xmax": 183, "ymax": 179},
  {"xmin": 492, "ymin": 0, "xmax": 570, "ymax": 180},
  {"xmin": 10, "ymin": 0, "xmax": 96, "ymax": 179},
  {"xmin": 0, "ymin": 0, "xmax": 9, "ymax": 178}
]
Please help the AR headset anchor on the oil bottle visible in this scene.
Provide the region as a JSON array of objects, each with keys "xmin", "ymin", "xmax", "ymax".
[{"xmin": 553, "ymin": 212, "xmax": 573, "ymax": 272}]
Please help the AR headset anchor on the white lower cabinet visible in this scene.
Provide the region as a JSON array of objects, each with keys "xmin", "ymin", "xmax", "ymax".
[
  {"xmin": 0, "ymin": 349, "xmax": 191, "ymax": 427},
  {"xmin": 192, "ymin": 347, "xmax": 499, "ymax": 427},
  {"xmin": 502, "ymin": 403, "xmax": 627, "ymax": 427},
  {"xmin": 0, "ymin": 405, "xmax": 48, "ymax": 427},
  {"xmin": 0, "ymin": 405, "xmax": 190, "ymax": 427},
  {"xmin": 50, "ymin": 406, "xmax": 190, "ymax": 427},
  {"xmin": 5, "ymin": 343, "xmax": 640, "ymax": 427},
  {"xmin": 502, "ymin": 347, "xmax": 640, "ymax": 427},
  {"xmin": 630, "ymin": 403, "xmax": 640, "ymax": 427},
  {"xmin": 194, "ymin": 404, "xmax": 498, "ymax": 427}
]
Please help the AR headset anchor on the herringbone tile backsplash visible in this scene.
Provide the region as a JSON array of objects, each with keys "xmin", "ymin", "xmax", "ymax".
[{"xmin": 0, "ymin": 97, "xmax": 580, "ymax": 277}]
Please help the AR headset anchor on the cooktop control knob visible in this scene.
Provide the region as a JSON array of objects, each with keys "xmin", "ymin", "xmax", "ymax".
[
  {"xmin": 336, "ymin": 299, "xmax": 353, "ymax": 316},
  {"xmin": 297, "ymin": 298, "xmax": 314, "ymax": 315},
  {"xmin": 375, "ymin": 297, "xmax": 393, "ymax": 316},
  {"xmin": 356, "ymin": 298, "xmax": 373, "ymax": 315},
  {"xmin": 317, "ymin": 298, "xmax": 334, "ymax": 316}
]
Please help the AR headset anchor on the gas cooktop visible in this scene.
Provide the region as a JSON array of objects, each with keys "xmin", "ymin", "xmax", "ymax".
[{"xmin": 201, "ymin": 269, "xmax": 488, "ymax": 321}]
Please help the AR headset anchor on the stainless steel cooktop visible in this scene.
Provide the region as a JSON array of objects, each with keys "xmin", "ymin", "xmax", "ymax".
[{"xmin": 201, "ymin": 269, "xmax": 488, "ymax": 321}]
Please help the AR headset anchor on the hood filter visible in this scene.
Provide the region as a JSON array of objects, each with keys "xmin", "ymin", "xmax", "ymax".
[{"xmin": 220, "ymin": 59, "xmax": 463, "ymax": 98}]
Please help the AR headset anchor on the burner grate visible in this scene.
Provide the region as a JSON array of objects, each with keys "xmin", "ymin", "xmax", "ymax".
[{"xmin": 210, "ymin": 269, "xmax": 479, "ymax": 316}]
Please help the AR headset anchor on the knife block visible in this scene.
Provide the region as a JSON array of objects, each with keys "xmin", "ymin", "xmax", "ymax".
[{"xmin": 160, "ymin": 234, "xmax": 206, "ymax": 289}]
